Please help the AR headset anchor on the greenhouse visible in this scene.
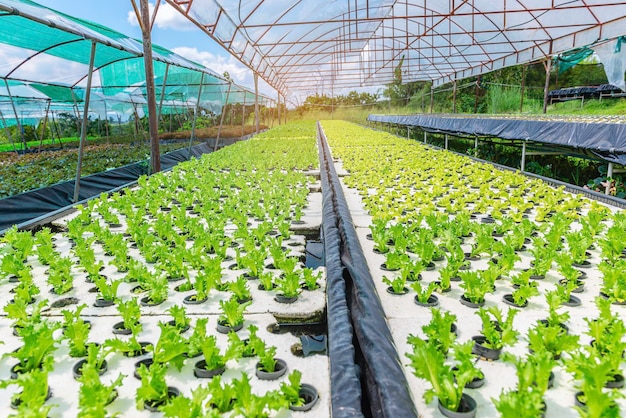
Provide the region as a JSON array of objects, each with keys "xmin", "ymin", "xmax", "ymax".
[{"xmin": 2, "ymin": 1, "xmax": 626, "ymax": 418}]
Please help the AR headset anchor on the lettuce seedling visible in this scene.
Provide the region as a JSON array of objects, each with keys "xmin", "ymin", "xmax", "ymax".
[
  {"xmin": 8, "ymin": 320, "xmax": 60, "ymax": 374},
  {"xmin": 599, "ymin": 260, "xmax": 626, "ymax": 303},
  {"xmin": 476, "ymin": 306, "xmax": 519, "ymax": 350},
  {"xmin": 405, "ymin": 338, "xmax": 471, "ymax": 412},
  {"xmin": 136, "ymin": 362, "xmax": 173, "ymax": 411},
  {"xmin": 229, "ymin": 276, "xmax": 252, "ymax": 302},
  {"xmin": 527, "ymin": 320, "xmax": 579, "ymax": 360},
  {"xmin": 167, "ymin": 305, "xmax": 190, "ymax": 331},
  {"xmin": 275, "ymin": 271, "xmax": 302, "ymax": 298},
  {"xmin": 62, "ymin": 304, "xmax": 91, "ymax": 357},
  {"xmin": 511, "ymin": 282, "xmax": 540, "ymax": 307},
  {"xmin": 153, "ymin": 323, "xmax": 188, "ymax": 371},
  {"xmin": 412, "ymin": 281, "xmax": 438, "ymax": 303},
  {"xmin": 78, "ymin": 362, "xmax": 125, "ymax": 418},
  {"xmin": 0, "ymin": 364, "xmax": 53, "ymax": 418},
  {"xmin": 280, "ymin": 370, "xmax": 304, "ymax": 407},
  {"xmin": 161, "ymin": 386, "xmax": 215, "ymax": 418},
  {"xmin": 116, "ymin": 298, "xmax": 141, "ymax": 330},
  {"xmin": 47, "ymin": 255, "xmax": 74, "ymax": 295},
  {"xmin": 420, "ymin": 308, "xmax": 457, "ymax": 355},
  {"xmin": 301, "ymin": 268, "xmax": 322, "ymax": 290},
  {"xmin": 93, "ymin": 275, "xmax": 121, "ymax": 302},
  {"xmin": 207, "ymin": 375, "xmax": 238, "ymax": 413},
  {"xmin": 199, "ymin": 335, "xmax": 225, "ymax": 371},
  {"xmin": 233, "ymin": 373, "xmax": 287, "ymax": 417},
  {"xmin": 219, "ymin": 297, "xmax": 251, "ymax": 328}
]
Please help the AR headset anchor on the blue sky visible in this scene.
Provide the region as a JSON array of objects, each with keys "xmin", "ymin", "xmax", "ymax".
[{"xmin": 34, "ymin": 0, "xmax": 275, "ymax": 97}]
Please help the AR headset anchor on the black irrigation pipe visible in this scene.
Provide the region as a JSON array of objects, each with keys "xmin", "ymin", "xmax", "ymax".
[{"xmin": 317, "ymin": 122, "xmax": 418, "ymax": 418}]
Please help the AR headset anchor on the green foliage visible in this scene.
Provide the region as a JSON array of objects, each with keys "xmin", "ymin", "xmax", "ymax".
[
  {"xmin": 136, "ymin": 362, "xmax": 172, "ymax": 411},
  {"xmin": 405, "ymin": 338, "xmax": 470, "ymax": 411},
  {"xmin": 420, "ymin": 308, "xmax": 457, "ymax": 355}
]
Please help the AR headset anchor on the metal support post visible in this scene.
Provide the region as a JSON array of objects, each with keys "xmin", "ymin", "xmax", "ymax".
[
  {"xmin": 423, "ymin": 131, "xmax": 427, "ymax": 143},
  {"xmin": 189, "ymin": 72, "xmax": 205, "ymax": 155},
  {"xmin": 4, "ymin": 78, "xmax": 26, "ymax": 150},
  {"xmin": 521, "ymin": 142, "xmax": 527, "ymax": 172},
  {"xmin": 606, "ymin": 162, "xmax": 614, "ymax": 195},
  {"xmin": 407, "ymin": 126, "xmax": 410, "ymax": 140},
  {"xmin": 444, "ymin": 134, "xmax": 449, "ymax": 150},
  {"xmin": 73, "ymin": 41, "xmax": 97, "ymax": 203},
  {"xmin": 37, "ymin": 99, "xmax": 51, "ymax": 153},
  {"xmin": 254, "ymin": 74, "xmax": 260, "ymax": 133},
  {"xmin": 214, "ymin": 81, "xmax": 232, "ymax": 151},
  {"xmin": 157, "ymin": 63, "xmax": 170, "ymax": 128}
]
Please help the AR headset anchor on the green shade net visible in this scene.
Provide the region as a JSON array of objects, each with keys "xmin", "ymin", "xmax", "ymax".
[{"xmin": 556, "ymin": 47, "xmax": 593, "ymax": 74}]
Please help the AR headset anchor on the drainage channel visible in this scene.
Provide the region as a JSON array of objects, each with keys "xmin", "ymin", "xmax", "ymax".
[{"xmin": 317, "ymin": 121, "xmax": 418, "ymax": 418}]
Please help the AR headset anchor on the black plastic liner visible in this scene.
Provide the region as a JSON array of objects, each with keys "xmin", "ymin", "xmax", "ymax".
[
  {"xmin": 549, "ymin": 84, "xmax": 622, "ymax": 99},
  {"xmin": 0, "ymin": 143, "xmax": 214, "ymax": 232},
  {"xmin": 318, "ymin": 122, "xmax": 418, "ymax": 418},
  {"xmin": 368, "ymin": 114, "xmax": 626, "ymax": 165},
  {"xmin": 318, "ymin": 124, "xmax": 363, "ymax": 417}
]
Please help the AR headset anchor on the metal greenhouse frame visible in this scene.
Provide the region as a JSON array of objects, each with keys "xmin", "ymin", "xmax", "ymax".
[{"xmin": 166, "ymin": 0, "xmax": 626, "ymax": 98}]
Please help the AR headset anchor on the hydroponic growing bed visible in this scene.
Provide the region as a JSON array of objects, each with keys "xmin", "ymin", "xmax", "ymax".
[
  {"xmin": 321, "ymin": 120, "xmax": 626, "ymax": 418},
  {"xmin": 0, "ymin": 121, "xmax": 330, "ymax": 417}
]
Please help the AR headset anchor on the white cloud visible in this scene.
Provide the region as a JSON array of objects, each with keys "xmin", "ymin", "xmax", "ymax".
[
  {"xmin": 127, "ymin": 2, "xmax": 195, "ymax": 31},
  {"xmin": 172, "ymin": 46, "xmax": 250, "ymax": 84}
]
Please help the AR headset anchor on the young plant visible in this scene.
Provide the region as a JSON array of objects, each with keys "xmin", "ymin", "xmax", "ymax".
[
  {"xmin": 301, "ymin": 268, "xmax": 322, "ymax": 290},
  {"xmin": 275, "ymin": 271, "xmax": 302, "ymax": 298},
  {"xmin": 160, "ymin": 386, "xmax": 212, "ymax": 418},
  {"xmin": 218, "ymin": 296, "xmax": 251, "ymax": 328},
  {"xmin": 12, "ymin": 273, "xmax": 40, "ymax": 304},
  {"xmin": 34, "ymin": 228, "xmax": 57, "ymax": 266},
  {"xmin": 405, "ymin": 337, "xmax": 472, "ymax": 412},
  {"xmin": 47, "ymin": 256, "xmax": 74, "ymax": 295},
  {"xmin": 0, "ymin": 366, "xmax": 53, "ymax": 418},
  {"xmin": 453, "ymin": 340, "xmax": 484, "ymax": 383},
  {"xmin": 436, "ymin": 263, "xmax": 457, "ymax": 291},
  {"xmin": 382, "ymin": 274, "xmax": 407, "ymax": 294},
  {"xmin": 144, "ymin": 273, "xmax": 169, "ymax": 305},
  {"xmin": 493, "ymin": 351, "xmax": 556, "ymax": 417},
  {"xmin": 199, "ymin": 335, "xmax": 226, "ymax": 371},
  {"xmin": 527, "ymin": 320, "xmax": 579, "ymax": 360},
  {"xmin": 233, "ymin": 373, "xmax": 287, "ymax": 417},
  {"xmin": 459, "ymin": 270, "xmax": 492, "ymax": 305},
  {"xmin": 258, "ymin": 271, "xmax": 275, "ymax": 291},
  {"xmin": 599, "ymin": 225, "xmax": 626, "ymax": 263},
  {"xmin": 510, "ymin": 281, "xmax": 540, "ymax": 307},
  {"xmin": 167, "ymin": 305, "xmax": 190, "ymax": 332},
  {"xmin": 7, "ymin": 320, "xmax": 60, "ymax": 374},
  {"xmin": 280, "ymin": 370, "xmax": 305, "ymax": 408},
  {"xmin": 599, "ymin": 260, "xmax": 626, "ymax": 303},
  {"xmin": 136, "ymin": 362, "xmax": 176, "ymax": 411},
  {"xmin": 153, "ymin": 323, "xmax": 189, "ymax": 371},
  {"xmin": 229, "ymin": 276, "xmax": 252, "ymax": 302},
  {"xmin": 185, "ymin": 318, "xmax": 208, "ymax": 358},
  {"xmin": 476, "ymin": 306, "xmax": 519, "ymax": 350},
  {"xmin": 93, "ymin": 275, "xmax": 122, "ymax": 302},
  {"xmin": 411, "ymin": 281, "xmax": 438, "ymax": 303},
  {"xmin": 116, "ymin": 298, "xmax": 142, "ymax": 330},
  {"xmin": 77, "ymin": 359, "xmax": 125, "ymax": 418},
  {"xmin": 62, "ymin": 304, "xmax": 91, "ymax": 357},
  {"xmin": 383, "ymin": 250, "xmax": 409, "ymax": 271},
  {"xmin": 420, "ymin": 308, "xmax": 457, "ymax": 355}
]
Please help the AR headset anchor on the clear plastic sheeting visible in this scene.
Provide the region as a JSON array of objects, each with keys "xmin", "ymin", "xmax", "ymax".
[
  {"xmin": 593, "ymin": 38, "xmax": 626, "ymax": 92},
  {"xmin": 166, "ymin": 0, "xmax": 626, "ymax": 94}
]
